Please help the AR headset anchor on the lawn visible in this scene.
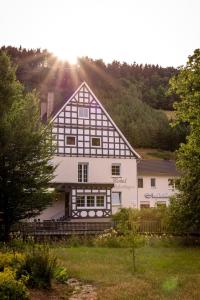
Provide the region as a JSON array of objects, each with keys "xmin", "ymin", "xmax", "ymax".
[{"xmin": 54, "ymin": 246, "xmax": 200, "ymax": 300}]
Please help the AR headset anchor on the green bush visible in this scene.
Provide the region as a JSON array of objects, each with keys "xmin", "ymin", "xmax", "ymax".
[
  {"xmin": 113, "ymin": 207, "xmax": 169, "ymax": 234},
  {"xmin": 54, "ymin": 266, "xmax": 69, "ymax": 283},
  {"xmin": 94, "ymin": 228, "xmax": 145, "ymax": 248},
  {"xmin": 17, "ymin": 246, "xmax": 57, "ymax": 289},
  {"xmin": 0, "ymin": 252, "xmax": 24, "ymax": 271},
  {"xmin": 0, "ymin": 268, "xmax": 29, "ymax": 300}
]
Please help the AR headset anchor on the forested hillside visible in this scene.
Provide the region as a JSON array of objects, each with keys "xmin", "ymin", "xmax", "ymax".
[{"xmin": 0, "ymin": 46, "xmax": 187, "ymax": 151}]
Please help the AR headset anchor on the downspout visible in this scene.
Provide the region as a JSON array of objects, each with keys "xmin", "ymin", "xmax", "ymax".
[{"xmin": 136, "ymin": 158, "xmax": 141, "ymax": 209}]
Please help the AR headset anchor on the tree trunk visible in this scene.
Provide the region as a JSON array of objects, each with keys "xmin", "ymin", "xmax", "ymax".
[{"xmin": 0, "ymin": 220, "xmax": 11, "ymax": 242}]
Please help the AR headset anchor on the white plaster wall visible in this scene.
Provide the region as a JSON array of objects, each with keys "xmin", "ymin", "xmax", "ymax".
[
  {"xmin": 52, "ymin": 156, "xmax": 138, "ymax": 210},
  {"xmin": 138, "ymin": 175, "xmax": 177, "ymax": 207}
]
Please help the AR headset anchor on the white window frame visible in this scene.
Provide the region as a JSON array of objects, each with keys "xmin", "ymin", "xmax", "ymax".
[
  {"xmin": 111, "ymin": 192, "xmax": 122, "ymax": 206},
  {"xmin": 78, "ymin": 107, "xmax": 89, "ymax": 119},
  {"xmin": 78, "ymin": 163, "xmax": 88, "ymax": 183},
  {"xmin": 76, "ymin": 194, "xmax": 105, "ymax": 209},
  {"xmin": 111, "ymin": 164, "xmax": 121, "ymax": 176},
  {"xmin": 91, "ymin": 137, "xmax": 101, "ymax": 148},
  {"xmin": 66, "ymin": 135, "xmax": 76, "ymax": 146}
]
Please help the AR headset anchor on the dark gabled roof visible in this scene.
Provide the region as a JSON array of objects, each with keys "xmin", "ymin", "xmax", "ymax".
[{"xmin": 137, "ymin": 160, "xmax": 180, "ymax": 176}]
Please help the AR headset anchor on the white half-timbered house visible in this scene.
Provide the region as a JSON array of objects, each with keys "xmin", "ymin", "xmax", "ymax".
[{"xmin": 39, "ymin": 82, "xmax": 141, "ymax": 221}]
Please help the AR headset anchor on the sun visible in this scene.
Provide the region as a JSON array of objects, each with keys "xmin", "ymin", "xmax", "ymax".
[{"xmin": 54, "ymin": 49, "xmax": 78, "ymax": 65}]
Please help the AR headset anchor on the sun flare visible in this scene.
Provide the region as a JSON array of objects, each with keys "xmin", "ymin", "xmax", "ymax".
[{"xmin": 54, "ymin": 49, "xmax": 78, "ymax": 64}]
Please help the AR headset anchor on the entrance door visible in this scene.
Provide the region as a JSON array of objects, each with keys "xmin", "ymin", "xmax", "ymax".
[{"xmin": 65, "ymin": 192, "xmax": 70, "ymax": 218}]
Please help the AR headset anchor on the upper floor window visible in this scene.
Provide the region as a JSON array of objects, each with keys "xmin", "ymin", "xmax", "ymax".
[
  {"xmin": 78, "ymin": 163, "xmax": 88, "ymax": 182},
  {"xmin": 66, "ymin": 136, "xmax": 76, "ymax": 146},
  {"xmin": 151, "ymin": 178, "xmax": 156, "ymax": 188},
  {"xmin": 138, "ymin": 178, "xmax": 143, "ymax": 188},
  {"xmin": 168, "ymin": 178, "xmax": 175, "ymax": 190},
  {"xmin": 78, "ymin": 107, "xmax": 89, "ymax": 119},
  {"xmin": 112, "ymin": 164, "xmax": 121, "ymax": 176},
  {"xmin": 91, "ymin": 137, "xmax": 101, "ymax": 147}
]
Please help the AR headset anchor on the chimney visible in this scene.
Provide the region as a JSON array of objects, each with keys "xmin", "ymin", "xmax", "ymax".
[
  {"xmin": 40, "ymin": 101, "xmax": 47, "ymax": 119},
  {"xmin": 47, "ymin": 92, "xmax": 54, "ymax": 119}
]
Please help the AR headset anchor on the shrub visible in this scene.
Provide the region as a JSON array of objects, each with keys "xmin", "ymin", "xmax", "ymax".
[
  {"xmin": 54, "ymin": 266, "xmax": 69, "ymax": 283},
  {"xmin": 17, "ymin": 246, "xmax": 57, "ymax": 289},
  {"xmin": 0, "ymin": 252, "xmax": 24, "ymax": 271},
  {"xmin": 113, "ymin": 207, "xmax": 169, "ymax": 234},
  {"xmin": 0, "ymin": 268, "xmax": 29, "ymax": 300},
  {"xmin": 94, "ymin": 228, "xmax": 145, "ymax": 248}
]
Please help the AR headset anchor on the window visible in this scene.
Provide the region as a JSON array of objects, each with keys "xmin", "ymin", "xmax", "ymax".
[
  {"xmin": 91, "ymin": 137, "xmax": 101, "ymax": 147},
  {"xmin": 96, "ymin": 195, "xmax": 105, "ymax": 207},
  {"xmin": 168, "ymin": 178, "xmax": 175, "ymax": 190},
  {"xmin": 76, "ymin": 194, "xmax": 105, "ymax": 208},
  {"xmin": 66, "ymin": 136, "xmax": 76, "ymax": 146},
  {"xmin": 138, "ymin": 178, "xmax": 143, "ymax": 188},
  {"xmin": 87, "ymin": 195, "xmax": 95, "ymax": 207},
  {"xmin": 112, "ymin": 192, "xmax": 121, "ymax": 206},
  {"xmin": 140, "ymin": 202, "xmax": 150, "ymax": 209},
  {"xmin": 112, "ymin": 164, "xmax": 121, "ymax": 176},
  {"xmin": 78, "ymin": 107, "xmax": 89, "ymax": 119},
  {"xmin": 156, "ymin": 201, "xmax": 166, "ymax": 208},
  {"xmin": 78, "ymin": 163, "xmax": 88, "ymax": 182},
  {"xmin": 77, "ymin": 196, "xmax": 85, "ymax": 207},
  {"xmin": 151, "ymin": 178, "xmax": 156, "ymax": 188}
]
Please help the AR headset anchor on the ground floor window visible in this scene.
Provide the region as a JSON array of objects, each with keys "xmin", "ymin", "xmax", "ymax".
[
  {"xmin": 112, "ymin": 192, "xmax": 121, "ymax": 206},
  {"xmin": 156, "ymin": 201, "xmax": 166, "ymax": 207},
  {"xmin": 140, "ymin": 201, "xmax": 150, "ymax": 209},
  {"xmin": 76, "ymin": 194, "xmax": 105, "ymax": 208}
]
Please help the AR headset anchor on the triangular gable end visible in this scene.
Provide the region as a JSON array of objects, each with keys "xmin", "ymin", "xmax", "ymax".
[{"xmin": 51, "ymin": 82, "xmax": 141, "ymax": 159}]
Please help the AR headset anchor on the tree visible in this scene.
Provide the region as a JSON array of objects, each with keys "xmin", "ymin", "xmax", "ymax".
[
  {"xmin": 0, "ymin": 51, "xmax": 55, "ymax": 242},
  {"xmin": 168, "ymin": 49, "xmax": 200, "ymax": 233}
]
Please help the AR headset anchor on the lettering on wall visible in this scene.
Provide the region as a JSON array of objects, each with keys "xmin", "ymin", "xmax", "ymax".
[
  {"xmin": 112, "ymin": 177, "xmax": 127, "ymax": 184},
  {"xmin": 144, "ymin": 193, "xmax": 169, "ymax": 199}
]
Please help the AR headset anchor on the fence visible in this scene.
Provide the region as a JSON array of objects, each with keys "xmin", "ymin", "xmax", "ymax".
[{"xmin": 11, "ymin": 219, "xmax": 167, "ymax": 238}]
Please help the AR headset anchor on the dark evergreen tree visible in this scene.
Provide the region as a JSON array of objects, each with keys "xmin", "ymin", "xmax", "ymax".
[{"xmin": 0, "ymin": 51, "xmax": 55, "ymax": 241}]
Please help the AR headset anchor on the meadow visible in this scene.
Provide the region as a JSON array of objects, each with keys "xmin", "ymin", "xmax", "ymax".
[{"xmin": 54, "ymin": 245, "xmax": 200, "ymax": 300}]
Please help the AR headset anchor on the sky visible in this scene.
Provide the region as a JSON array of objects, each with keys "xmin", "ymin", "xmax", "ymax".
[{"xmin": 0, "ymin": 0, "xmax": 199, "ymax": 67}]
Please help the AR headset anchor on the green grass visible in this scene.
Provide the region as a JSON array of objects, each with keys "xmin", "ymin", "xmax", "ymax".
[{"xmin": 54, "ymin": 246, "xmax": 200, "ymax": 300}]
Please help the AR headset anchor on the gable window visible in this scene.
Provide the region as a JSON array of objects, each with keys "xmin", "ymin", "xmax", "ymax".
[
  {"xmin": 78, "ymin": 163, "xmax": 88, "ymax": 182},
  {"xmin": 151, "ymin": 178, "xmax": 156, "ymax": 188},
  {"xmin": 78, "ymin": 107, "xmax": 89, "ymax": 119},
  {"xmin": 91, "ymin": 137, "xmax": 101, "ymax": 147},
  {"xmin": 66, "ymin": 136, "xmax": 76, "ymax": 146},
  {"xmin": 112, "ymin": 192, "xmax": 121, "ymax": 206},
  {"xmin": 112, "ymin": 164, "xmax": 121, "ymax": 176},
  {"xmin": 138, "ymin": 178, "xmax": 143, "ymax": 188}
]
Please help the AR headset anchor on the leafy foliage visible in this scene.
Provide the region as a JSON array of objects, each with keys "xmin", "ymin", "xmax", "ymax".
[
  {"xmin": 16, "ymin": 246, "xmax": 57, "ymax": 289},
  {"xmin": 168, "ymin": 49, "xmax": 200, "ymax": 233},
  {"xmin": 0, "ymin": 268, "xmax": 29, "ymax": 300}
]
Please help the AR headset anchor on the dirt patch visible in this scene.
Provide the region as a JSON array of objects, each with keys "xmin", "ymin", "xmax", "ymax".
[{"xmin": 30, "ymin": 279, "xmax": 97, "ymax": 300}]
